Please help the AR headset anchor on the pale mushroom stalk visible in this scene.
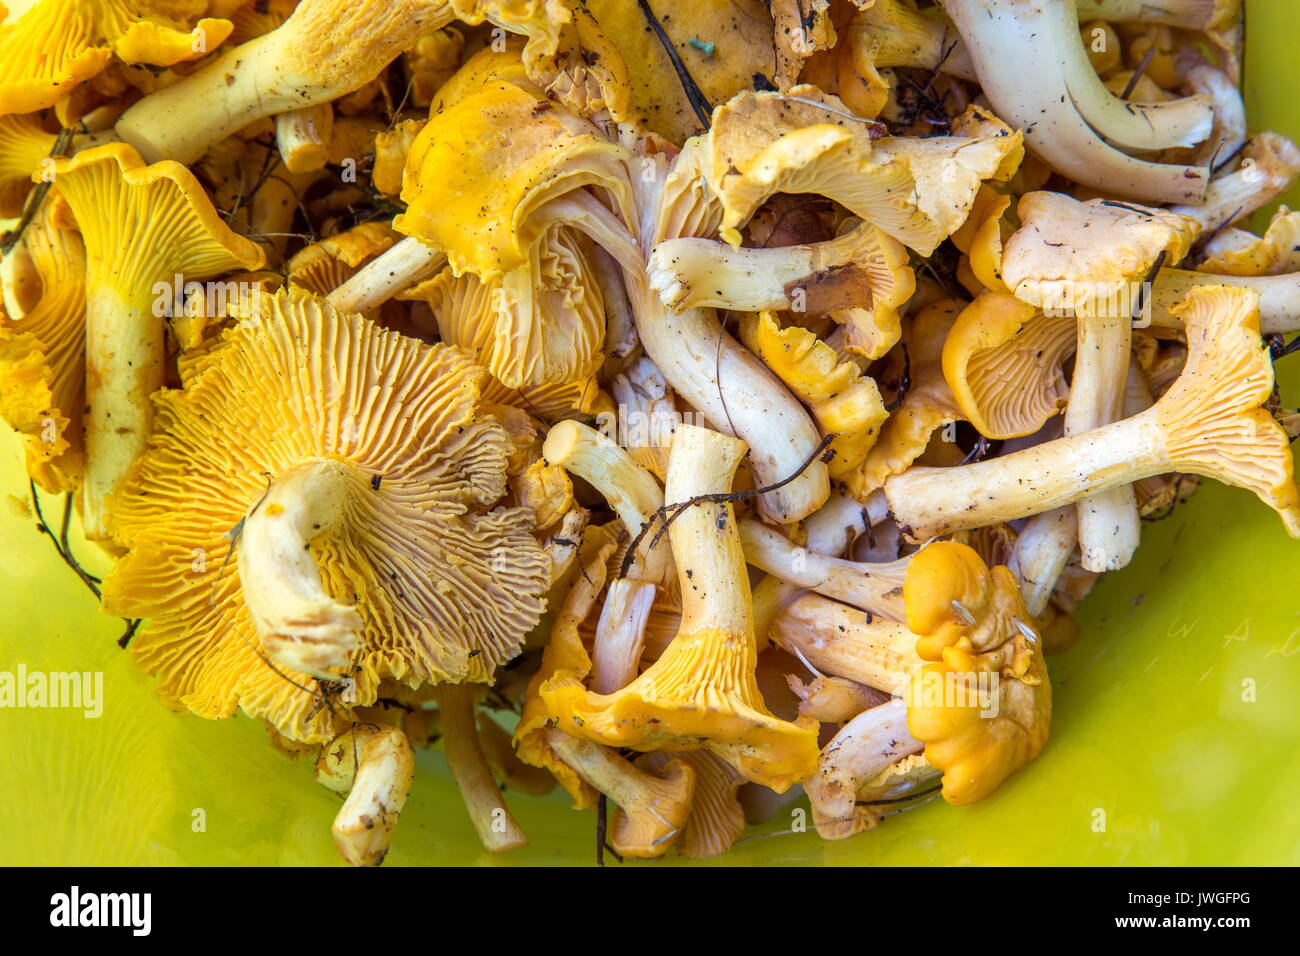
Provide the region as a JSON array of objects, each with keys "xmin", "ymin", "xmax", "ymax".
[
  {"xmin": 772, "ymin": 593, "xmax": 923, "ymax": 695},
  {"xmin": 115, "ymin": 0, "xmax": 457, "ymax": 164},
  {"xmin": 1170, "ymin": 134, "xmax": 1300, "ymax": 234},
  {"xmin": 589, "ymin": 579, "xmax": 656, "ymax": 694},
  {"xmin": 237, "ymin": 458, "xmax": 364, "ymax": 678},
  {"xmin": 542, "ymin": 420, "xmax": 671, "ymax": 583},
  {"xmin": 326, "ymin": 236, "xmax": 447, "ymax": 314},
  {"xmin": 740, "ymin": 519, "xmax": 909, "ymax": 621},
  {"xmin": 1066, "ymin": 315, "xmax": 1140, "ymax": 571},
  {"xmin": 1150, "ymin": 269, "xmax": 1300, "ymax": 333},
  {"xmin": 1185, "ymin": 64, "xmax": 1246, "ymax": 169},
  {"xmin": 275, "ymin": 103, "xmax": 334, "ymax": 175},
  {"xmin": 805, "ymin": 698, "xmax": 923, "ymax": 822},
  {"xmin": 544, "ymin": 729, "xmax": 692, "ymax": 858},
  {"xmin": 1075, "ymin": 0, "xmax": 1236, "ymax": 29},
  {"xmin": 886, "ymin": 288, "xmax": 1300, "ymax": 539},
  {"xmin": 1012, "ymin": 506, "xmax": 1078, "ymax": 618},
  {"xmin": 939, "ymin": 0, "xmax": 1211, "ymax": 201},
  {"xmin": 647, "ymin": 221, "xmax": 884, "ymax": 313},
  {"xmin": 563, "ymin": 180, "xmax": 829, "ymax": 524},
  {"xmin": 434, "ymin": 683, "xmax": 528, "ymax": 853},
  {"xmin": 315, "ymin": 724, "xmax": 415, "ymax": 866}
]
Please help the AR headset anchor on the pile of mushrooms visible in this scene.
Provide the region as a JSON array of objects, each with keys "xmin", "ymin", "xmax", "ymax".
[{"xmin": 1, "ymin": 0, "xmax": 1295, "ymax": 864}]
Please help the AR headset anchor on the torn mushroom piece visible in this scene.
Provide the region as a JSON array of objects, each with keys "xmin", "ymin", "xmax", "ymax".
[
  {"xmin": 538, "ymin": 424, "xmax": 821, "ymax": 792},
  {"xmin": 846, "ymin": 298, "xmax": 966, "ymax": 499},
  {"xmin": 102, "ymin": 289, "xmax": 550, "ymax": 744},
  {"xmin": 939, "ymin": 0, "xmax": 1212, "ymax": 202},
  {"xmin": 114, "ymin": 0, "xmax": 572, "ymax": 164},
  {"xmin": 314, "ymin": 723, "xmax": 415, "ymax": 866},
  {"xmin": 886, "ymin": 286, "xmax": 1300, "ymax": 541},
  {"xmin": 903, "ymin": 541, "xmax": 1051, "ymax": 804},
  {"xmin": 46, "ymin": 142, "xmax": 266, "ymax": 540},
  {"xmin": 706, "ymin": 89, "xmax": 1024, "ymax": 257},
  {"xmin": 1000, "ymin": 191, "xmax": 1200, "ymax": 571},
  {"xmin": 738, "ymin": 312, "xmax": 888, "ymax": 480}
]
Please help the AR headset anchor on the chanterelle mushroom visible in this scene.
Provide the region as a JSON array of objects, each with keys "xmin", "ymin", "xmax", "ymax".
[
  {"xmin": 46, "ymin": 142, "xmax": 266, "ymax": 540},
  {"xmin": 538, "ymin": 424, "xmax": 820, "ymax": 792},
  {"xmin": 114, "ymin": 0, "xmax": 573, "ymax": 164},
  {"xmin": 102, "ymin": 289, "xmax": 550, "ymax": 743},
  {"xmin": 0, "ymin": 0, "xmax": 232, "ymax": 114},
  {"xmin": 903, "ymin": 541, "xmax": 1051, "ymax": 804},
  {"xmin": 886, "ymin": 286, "xmax": 1300, "ymax": 540},
  {"xmin": 1000, "ymin": 191, "xmax": 1201, "ymax": 571}
]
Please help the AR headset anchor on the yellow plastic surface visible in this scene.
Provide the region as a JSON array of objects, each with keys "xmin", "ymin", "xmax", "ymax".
[{"xmin": 2, "ymin": 2, "xmax": 1299, "ymax": 866}]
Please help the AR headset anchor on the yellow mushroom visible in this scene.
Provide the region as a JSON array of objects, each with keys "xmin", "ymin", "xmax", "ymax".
[
  {"xmin": 314, "ymin": 723, "xmax": 415, "ymax": 866},
  {"xmin": 903, "ymin": 541, "xmax": 1051, "ymax": 805},
  {"xmin": 0, "ymin": 0, "xmax": 232, "ymax": 115},
  {"xmin": 46, "ymin": 142, "xmax": 266, "ymax": 539},
  {"xmin": 885, "ymin": 286, "xmax": 1300, "ymax": 541},
  {"xmin": 102, "ymin": 289, "xmax": 550, "ymax": 743},
  {"xmin": 114, "ymin": 0, "xmax": 572, "ymax": 164},
  {"xmin": 538, "ymin": 424, "xmax": 820, "ymax": 792}
]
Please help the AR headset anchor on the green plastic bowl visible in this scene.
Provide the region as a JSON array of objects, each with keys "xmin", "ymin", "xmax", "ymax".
[{"xmin": 2, "ymin": 0, "xmax": 1298, "ymax": 867}]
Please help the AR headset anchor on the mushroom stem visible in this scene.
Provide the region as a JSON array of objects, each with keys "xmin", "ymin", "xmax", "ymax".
[
  {"xmin": 542, "ymin": 420, "xmax": 671, "ymax": 583},
  {"xmin": 1066, "ymin": 315, "xmax": 1140, "ymax": 571},
  {"xmin": 326, "ymin": 236, "xmax": 446, "ymax": 314},
  {"xmin": 1170, "ymin": 133, "xmax": 1300, "ymax": 234},
  {"xmin": 115, "ymin": 0, "xmax": 451, "ymax": 164},
  {"xmin": 275, "ymin": 104, "xmax": 334, "ymax": 175},
  {"xmin": 1075, "ymin": 0, "xmax": 1232, "ymax": 29},
  {"xmin": 80, "ymin": 284, "xmax": 165, "ymax": 539},
  {"xmin": 647, "ymin": 220, "xmax": 883, "ymax": 314},
  {"xmin": 772, "ymin": 593, "xmax": 923, "ymax": 695},
  {"xmin": 315, "ymin": 724, "xmax": 414, "ymax": 867},
  {"xmin": 544, "ymin": 729, "xmax": 694, "ymax": 859},
  {"xmin": 434, "ymin": 683, "xmax": 528, "ymax": 854},
  {"xmin": 886, "ymin": 288, "xmax": 1300, "ymax": 539},
  {"xmin": 237, "ymin": 457, "xmax": 363, "ymax": 679},
  {"xmin": 940, "ymin": 0, "xmax": 1210, "ymax": 201},
  {"xmin": 740, "ymin": 519, "xmax": 909, "ymax": 621},
  {"xmin": 1151, "ymin": 269, "xmax": 1300, "ymax": 333},
  {"xmin": 805, "ymin": 698, "xmax": 923, "ymax": 822},
  {"xmin": 566, "ymin": 187, "xmax": 830, "ymax": 523},
  {"xmin": 1012, "ymin": 506, "xmax": 1078, "ymax": 617},
  {"xmin": 590, "ymin": 579, "xmax": 656, "ymax": 694}
]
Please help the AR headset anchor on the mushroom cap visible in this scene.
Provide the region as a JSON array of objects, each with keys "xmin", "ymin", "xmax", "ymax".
[
  {"xmin": 706, "ymin": 89, "xmax": 1023, "ymax": 256},
  {"xmin": 585, "ymin": 0, "xmax": 774, "ymax": 145},
  {"xmin": 394, "ymin": 80, "xmax": 633, "ymax": 281},
  {"xmin": 0, "ymin": 202, "xmax": 86, "ymax": 492},
  {"xmin": 0, "ymin": 112, "xmax": 57, "ymax": 218},
  {"xmin": 846, "ymin": 297, "xmax": 965, "ymax": 498},
  {"xmin": 102, "ymin": 289, "xmax": 550, "ymax": 742},
  {"xmin": 903, "ymin": 541, "xmax": 1052, "ymax": 805},
  {"xmin": 942, "ymin": 292, "xmax": 1074, "ymax": 440},
  {"xmin": 48, "ymin": 142, "xmax": 266, "ymax": 284},
  {"xmin": 739, "ymin": 311, "xmax": 887, "ymax": 478},
  {"xmin": 0, "ymin": 0, "xmax": 232, "ymax": 114},
  {"xmin": 1002, "ymin": 191, "xmax": 1200, "ymax": 316},
  {"xmin": 1199, "ymin": 205, "xmax": 1300, "ymax": 276},
  {"xmin": 401, "ymin": 221, "xmax": 606, "ymax": 389},
  {"xmin": 950, "ymin": 185, "xmax": 1012, "ymax": 295}
]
